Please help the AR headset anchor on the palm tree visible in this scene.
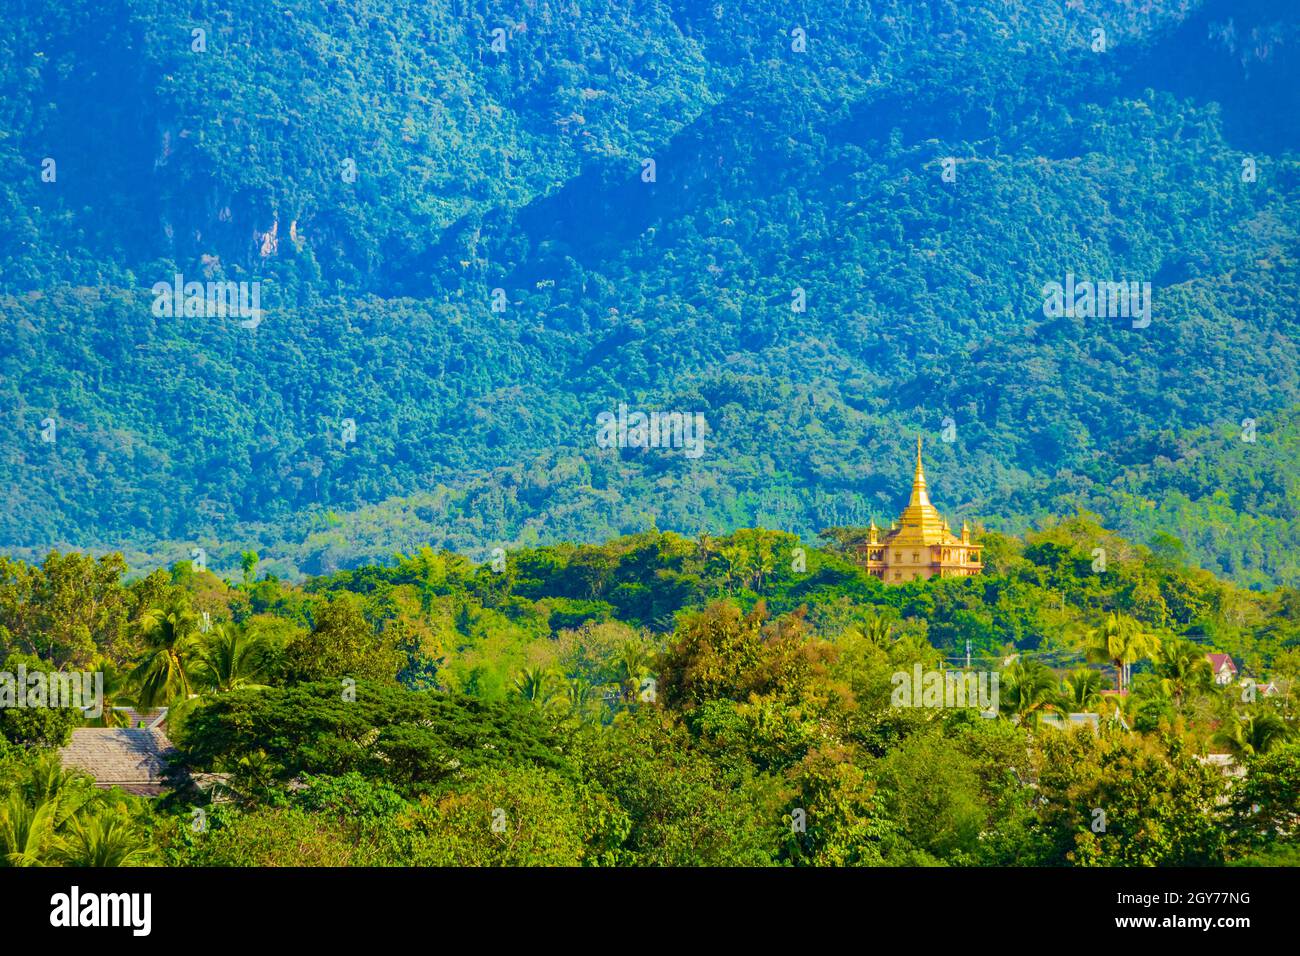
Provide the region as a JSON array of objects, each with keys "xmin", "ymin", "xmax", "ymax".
[
  {"xmin": 752, "ymin": 534, "xmax": 776, "ymax": 590},
  {"xmin": 563, "ymin": 676, "xmax": 601, "ymax": 720},
  {"xmin": 131, "ymin": 597, "xmax": 204, "ymax": 707},
  {"xmin": 1061, "ymin": 667, "xmax": 1103, "ymax": 712},
  {"xmin": 197, "ymin": 623, "xmax": 269, "ymax": 693},
  {"xmin": 87, "ymin": 662, "xmax": 135, "ymax": 727},
  {"xmin": 0, "ymin": 792, "xmax": 59, "ymax": 866},
  {"xmin": 0, "ymin": 754, "xmax": 100, "ymax": 867},
  {"xmin": 53, "ymin": 804, "xmax": 149, "ymax": 867},
  {"xmin": 1215, "ymin": 710, "xmax": 1293, "ymax": 760},
  {"xmin": 1083, "ymin": 612, "xmax": 1161, "ymax": 695},
  {"xmin": 1153, "ymin": 639, "xmax": 1213, "ymax": 710},
  {"xmin": 615, "ymin": 638, "xmax": 654, "ymax": 703},
  {"xmin": 719, "ymin": 544, "xmax": 753, "ymax": 593},
  {"xmin": 513, "ymin": 666, "xmax": 560, "ymax": 709},
  {"xmin": 1000, "ymin": 658, "xmax": 1063, "ymax": 727},
  {"xmin": 862, "ymin": 614, "xmax": 894, "ymax": 649}
]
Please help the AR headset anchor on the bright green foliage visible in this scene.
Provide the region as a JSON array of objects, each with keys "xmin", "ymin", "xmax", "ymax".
[
  {"xmin": 283, "ymin": 593, "xmax": 403, "ymax": 684},
  {"xmin": 393, "ymin": 766, "xmax": 594, "ymax": 867},
  {"xmin": 1035, "ymin": 731, "xmax": 1227, "ymax": 867},
  {"xmin": 0, "ymin": 751, "xmax": 151, "ymax": 867},
  {"xmin": 177, "ymin": 681, "xmax": 571, "ymax": 798},
  {"xmin": 1229, "ymin": 742, "xmax": 1300, "ymax": 849}
]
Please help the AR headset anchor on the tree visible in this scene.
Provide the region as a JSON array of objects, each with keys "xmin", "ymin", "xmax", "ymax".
[
  {"xmin": 0, "ymin": 552, "xmax": 133, "ymax": 668},
  {"xmin": 511, "ymin": 666, "xmax": 560, "ymax": 710},
  {"xmin": 562, "ymin": 676, "xmax": 604, "ymax": 722},
  {"xmin": 198, "ymin": 623, "xmax": 270, "ymax": 693},
  {"xmin": 875, "ymin": 730, "xmax": 988, "ymax": 862},
  {"xmin": 131, "ymin": 596, "xmax": 203, "ymax": 707},
  {"xmin": 574, "ymin": 711, "xmax": 774, "ymax": 866},
  {"xmin": 0, "ymin": 753, "xmax": 136, "ymax": 867},
  {"xmin": 0, "ymin": 653, "xmax": 85, "ymax": 747},
  {"xmin": 1035, "ymin": 732, "xmax": 1226, "ymax": 866},
  {"xmin": 1061, "ymin": 667, "xmax": 1103, "ymax": 712},
  {"xmin": 283, "ymin": 594, "xmax": 401, "ymax": 684},
  {"xmin": 0, "ymin": 790, "xmax": 62, "ymax": 867},
  {"xmin": 658, "ymin": 601, "xmax": 832, "ymax": 714},
  {"xmin": 862, "ymin": 613, "xmax": 894, "ymax": 649},
  {"xmin": 177, "ymin": 681, "xmax": 571, "ymax": 798},
  {"xmin": 999, "ymin": 658, "xmax": 1062, "ymax": 727},
  {"xmin": 783, "ymin": 746, "xmax": 902, "ymax": 866},
  {"xmin": 1214, "ymin": 710, "xmax": 1293, "ymax": 760},
  {"xmin": 1229, "ymin": 741, "xmax": 1300, "ymax": 850},
  {"xmin": 614, "ymin": 637, "xmax": 654, "ymax": 704},
  {"xmin": 1083, "ymin": 612, "xmax": 1161, "ymax": 695},
  {"xmin": 240, "ymin": 550, "xmax": 260, "ymax": 588},
  {"xmin": 395, "ymin": 766, "xmax": 591, "ymax": 866},
  {"xmin": 53, "ymin": 802, "xmax": 150, "ymax": 867},
  {"xmin": 1153, "ymin": 639, "xmax": 1213, "ymax": 710}
]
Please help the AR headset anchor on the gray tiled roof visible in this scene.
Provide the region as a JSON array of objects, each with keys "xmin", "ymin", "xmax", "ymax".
[{"xmin": 59, "ymin": 727, "xmax": 176, "ymax": 795}]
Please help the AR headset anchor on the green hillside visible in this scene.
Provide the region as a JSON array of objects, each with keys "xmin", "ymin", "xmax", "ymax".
[{"xmin": 2, "ymin": 0, "xmax": 1299, "ymax": 587}]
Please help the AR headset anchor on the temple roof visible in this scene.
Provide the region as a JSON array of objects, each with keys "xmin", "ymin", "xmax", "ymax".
[{"xmin": 883, "ymin": 437, "xmax": 964, "ymax": 547}]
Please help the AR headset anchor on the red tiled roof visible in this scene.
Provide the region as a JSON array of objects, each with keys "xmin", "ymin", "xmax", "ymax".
[{"xmin": 1207, "ymin": 653, "xmax": 1236, "ymax": 672}]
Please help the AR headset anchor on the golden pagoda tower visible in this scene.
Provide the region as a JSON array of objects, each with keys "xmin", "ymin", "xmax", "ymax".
[{"xmin": 857, "ymin": 437, "xmax": 982, "ymax": 583}]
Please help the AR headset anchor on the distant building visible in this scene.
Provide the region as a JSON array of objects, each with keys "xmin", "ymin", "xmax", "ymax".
[
  {"xmin": 1207, "ymin": 653, "xmax": 1238, "ymax": 686},
  {"xmin": 1197, "ymin": 752, "xmax": 1246, "ymax": 780},
  {"xmin": 1040, "ymin": 712, "xmax": 1101, "ymax": 733},
  {"xmin": 59, "ymin": 707, "xmax": 175, "ymax": 796},
  {"xmin": 854, "ymin": 438, "xmax": 982, "ymax": 583}
]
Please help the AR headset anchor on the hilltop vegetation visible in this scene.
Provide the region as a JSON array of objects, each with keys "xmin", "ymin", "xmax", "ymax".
[
  {"xmin": 1, "ymin": 515, "xmax": 1298, "ymax": 866},
  {"xmin": 3, "ymin": 0, "xmax": 1300, "ymax": 586}
]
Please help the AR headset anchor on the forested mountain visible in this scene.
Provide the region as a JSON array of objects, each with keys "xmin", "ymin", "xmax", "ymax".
[{"xmin": 2, "ymin": 0, "xmax": 1299, "ymax": 586}]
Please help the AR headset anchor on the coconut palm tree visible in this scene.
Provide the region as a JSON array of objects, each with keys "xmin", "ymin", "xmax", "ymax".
[
  {"xmin": 1083, "ymin": 612, "xmax": 1161, "ymax": 695},
  {"xmin": 1061, "ymin": 667, "xmax": 1103, "ymax": 712},
  {"xmin": 752, "ymin": 533, "xmax": 776, "ymax": 590},
  {"xmin": 719, "ymin": 544, "xmax": 753, "ymax": 593},
  {"xmin": 562, "ymin": 676, "xmax": 602, "ymax": 721},
  {"xmin": 615, "ymin": 638, "xmax": 655, "ymax": 703},
  {"xmin": 197, "ymin": 623, "xmax": 269, "ymax": 693},
  {"xmin": 1153, "ymin": 639, "xmax": 1213, "ymax": 710},
  {"xmin": 512, "ymin": 666, "xmax": 560, "ymax": 709},
  {"xmin": 131, "ymin": 597, "xmax": 204, "ymax": 707},
  {"xmin": 1000, "ymin": 658, "xmax": 1063, "ymax": 727},
  {"xmin": 1214, "ymin": 710, "xmax": 1293, "ymax": 760},
  {"xmin": 86, "ymin": 661, "xmax": 135, "ymax": 728}
]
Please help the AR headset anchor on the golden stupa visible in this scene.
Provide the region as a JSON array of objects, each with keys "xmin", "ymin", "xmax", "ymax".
[{"xmin": 857, "ymin": 437, "xmax": 982, "ymax": 583}]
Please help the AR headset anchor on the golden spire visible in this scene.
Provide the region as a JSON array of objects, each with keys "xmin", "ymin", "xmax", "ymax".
[
  {"xmin": 909, "ymin": 435, "xmax": 932, "ymax": 508},
  {"xmin": 890, "ymin": 434, "xmax": 948, "ymax": 544}
]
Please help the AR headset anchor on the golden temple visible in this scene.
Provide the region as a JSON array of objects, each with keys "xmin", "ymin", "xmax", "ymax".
[{"xmin": 857, "ymin": 437, "xmax": 982, "ymax": 583}]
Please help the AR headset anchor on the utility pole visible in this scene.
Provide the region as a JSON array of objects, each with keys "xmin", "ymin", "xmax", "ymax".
[{"xmin": 965, "ymin": 639, "xmax": 971, "ymax": 670}]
